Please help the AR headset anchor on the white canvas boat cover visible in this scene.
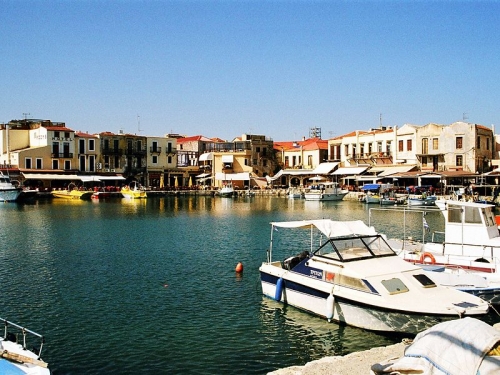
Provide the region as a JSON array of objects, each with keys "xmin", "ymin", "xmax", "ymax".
[
  {"xmin": 311, "ymin": 162, "xmax": 339, "ymax": 174},
  {"xmin": 270, "ymin": 220, "xmax": 376, "ymax": 238},
  {"xmin": 215, "ymin": 172, "xmax": 250, "ymax": 181},
  {"xmin": 332, "ymin": 167, "xmax": 368, "ymax": 175},
  {"xmin": 199, "ymin": 152, "xmax": 213, "ymax": 161}
]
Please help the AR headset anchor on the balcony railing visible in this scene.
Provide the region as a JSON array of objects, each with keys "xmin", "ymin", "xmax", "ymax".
[
  {"xmin": 51, "ymin": 153, "xmax": 73, "ymax": 158},
  {"xmin": 150, "ymin": 147, "xmax": 162, "ymax": 153}
]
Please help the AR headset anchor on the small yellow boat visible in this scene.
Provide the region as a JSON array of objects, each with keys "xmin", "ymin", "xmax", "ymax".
[
  {"xmin": 51, "ymin": 187, "xmax": 93, "ymax": 200},
  {"xmin": 121, "ymin": 182, "xmax": 147, "ymax": 199}
]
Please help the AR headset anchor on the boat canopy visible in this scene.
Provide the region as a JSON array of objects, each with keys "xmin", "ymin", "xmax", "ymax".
[
  {"xmin": 270, "ymin": 219, "xmax": 376, "ymax": 238},
  {"xmin": 362, "ymin": 184, "xmax": 380, "ymax": 190}
]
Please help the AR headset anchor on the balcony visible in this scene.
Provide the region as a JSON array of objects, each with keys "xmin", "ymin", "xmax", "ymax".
[
  {"xmin": 51, "ymin": 153, "xmax": 73, "ymax": 158},
  {"xmin": 150, "ymin": 147, "xmax": 162, "ymax": 153},
  {"xmin": 102, "ymin": 148, "xmax": 122, "ymax": 156}
]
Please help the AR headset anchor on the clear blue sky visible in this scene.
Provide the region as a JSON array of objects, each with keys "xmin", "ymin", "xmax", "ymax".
[{"xmin": 2, "ymin": 1, "xmax": 499, "ymax": 141}]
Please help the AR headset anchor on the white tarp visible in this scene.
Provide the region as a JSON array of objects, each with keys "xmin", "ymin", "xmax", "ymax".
[
  {"xmin": 266, "ymin": 169, "xmax": 283, "ymax": 182},
  {"xmin": 332, "ymin": 167, "xmax": 368, "ymax": 175},
  {"xmin": 270, "ymin": 220, "xmax": 376, "ymax": 238},
  {"xmin": 215, "ymin": 172, "xmax": 250, "ymax": 181}
]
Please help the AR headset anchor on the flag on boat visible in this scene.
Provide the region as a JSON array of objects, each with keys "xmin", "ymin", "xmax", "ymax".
[{"xmin": 423, "ymin": 217, "xmax": 430, "ymax": 232}]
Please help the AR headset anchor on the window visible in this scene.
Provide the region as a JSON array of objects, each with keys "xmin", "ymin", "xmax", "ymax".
[
  {"xmin": 398, "ymin": 140, "xmax": 403, "ymax": 152},
  {"xmin": 64, "ymin": 160, "xmax": 71, "ymax": 170},
  {"xmin": 487, "ymin": 138, "xmax": 491, "ymax": 151},
  {"xmin": 89, "ymin": 155, "xmax": 95, "ymax": 172},
  {"xmin": 152, "ymin": 155, "xmax": 158, "ymax": 164},
  {"xmin": 52, "ymin": 160, "xmax": 58, "ymax": 169},
  {"xmin": 25, "ymin": 158, "xmax": 32, "ymax": 169},
  {"xmin": 377, "ymin": 142, "xmax": 382, "ymax": 152},
  {"xmin": 456, "ymin": 137, "xmax": 463, "ymax": 149},
  {"xmin": 308, "ymin": 155, "xmax": 312, "ymax": 166},
  {"xmin": 256, "ymin": 147, "xmax": 261, "ymax": 153},
  {"xmin": 407, "ymin": 139, "xmax": 412, "ymax": 151},
  {"xmin": 167, "ymin": 156, "xmax": 172, "ymax": 164},
  {"xmin": 89, "ymin": 139, "xmax": 95, "ymax": 151},
  {"xmin": 167, "ymin": 142, "xmax": 172, "ymax": 153},
  {"xmin": 422, "ymin": 156, "xmax": 427, "ymax": 167},
  {"xmin": 386, "ymin": 141, "xmax": 391, "ymax": 154},
  {"xmin": 422, "ymin": 138, "xmax": 428, "ymax": 154},
  {"xmin": 433, "ymin": 138, "xmax": 438, "ymax": 150},
  {"xmin": 456, "ymin": 155, "xmax": 463, "ymax": 166},
  {"xmin": 36, "ymin": 158, "xmax": 42, "ymax": 169},
  {"xmin": 54, "ymin": 131, "xmax": 60, "ymax": 138},
  {"xmin": 477, "ymin": 136, "xmax": 481, "ymax": 149}
]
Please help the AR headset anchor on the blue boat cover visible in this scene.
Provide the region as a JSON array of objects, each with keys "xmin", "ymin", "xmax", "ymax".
[{"xmin": 362, "ymin": 184, "xmax": 380, "ymax": 190}]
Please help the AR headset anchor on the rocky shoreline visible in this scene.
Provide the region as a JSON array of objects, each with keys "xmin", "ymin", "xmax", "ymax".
[{"xmin": 268, "ymin": 342, "xmax": 407, "ymax": 375}]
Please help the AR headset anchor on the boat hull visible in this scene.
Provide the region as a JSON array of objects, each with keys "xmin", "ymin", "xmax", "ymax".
[
  {"xmin": 0, "ymin": 188, "xmax": 22, "ymax": 202},
  {"xmin": 408, "ymin": 196, "xmax": 437, "ymax": 206},
  {"xmin": 260, "ymin": 270, "xmax": 473, "ymax": 334},
  {"xmin": 51, "ymin": 190, "xmax": 93, "ymax": 200},
  {"xmin": 304, "ymin": 192, "xmax": 348, "ymax": 201}
]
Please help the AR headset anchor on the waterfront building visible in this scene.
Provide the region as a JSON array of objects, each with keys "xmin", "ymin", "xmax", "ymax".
[
  {"xmin": 76, "ymin": 131, "xmax": 99, "ymax": 174},
  {"xmin": 145, "ymin": 135, "xmax": 177, "ymax": 189}
]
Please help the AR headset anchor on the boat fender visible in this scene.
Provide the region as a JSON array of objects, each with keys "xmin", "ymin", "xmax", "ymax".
[
  {"xmin": 275, "ymin": 277, "xmax": 284, "ymax": 301},
  {"xmin": 419, "ymin": 252, "xmax": 436, "ymax": 264},
  {"xmin": 326, "ymin": 294, "xmax": 335, "ymax": 321}
]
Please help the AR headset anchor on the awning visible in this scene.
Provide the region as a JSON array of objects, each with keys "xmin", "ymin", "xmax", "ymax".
[
  {"xmin": 215, "ymin": 172, "xmax": 250, "ymax": 181},
  {"xmin": 199, "ymin": 152, "xmax": 213, "ymax": 161},
  {"xmin": 196, "ymin": 173, "xmax": 211, "ymax": 178},
  {"xmin": 21, "ymin": 173, "xmax": 125, "ymax": 181},
  {"xmin": 311, "ymin": 162, "xmax": 339, "ymax": 175},
  {"xmin": 332, "ymin": 167, "xmax": 368, "ymax": 175},
  {"xmin": 370, "ymin": 165, "xmax": 417, "ymax": 177},
  {"xmin": 222, "ymin": 155, "xmax": 234, "ymax": 163},
  {"xmin": 266, "ymin": 169, "xmax": 283, "ymax": 182}
]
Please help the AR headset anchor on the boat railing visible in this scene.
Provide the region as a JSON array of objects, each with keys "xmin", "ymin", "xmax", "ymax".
[
  {"xmin": 431, "ymin": 231, "xmax": 445, "ymax": 242},
  {"xmin": 1, "ymin": 317, "xmax": 45, "ymax": 359},
  {"xmin": 368, "ymin": 207, "xmax": 438, "ymax": 249}
]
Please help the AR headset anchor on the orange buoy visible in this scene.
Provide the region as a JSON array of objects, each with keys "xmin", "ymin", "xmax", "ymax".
[{"xmin": 235, "ymin": 262, "xmax": 244, "ymax": 273}]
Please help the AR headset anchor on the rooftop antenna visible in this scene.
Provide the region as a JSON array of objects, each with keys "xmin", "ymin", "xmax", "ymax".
[
  {"xmin": 23, "ymin": 112, "xmax": 30, "ymax": 124},
  {"xmin": 137, "ymin": 115, "xmax": 143, "ymax": 133},
  {"xmin": 463, "ymin": 112, "xmax": 469, "ymax": 122},
  {"xmin": 379, "ymin": 113, "xmax": 382, "ymax": 127}
]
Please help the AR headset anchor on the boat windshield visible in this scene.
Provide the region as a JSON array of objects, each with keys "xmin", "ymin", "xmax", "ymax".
[{"xmin": 313, "ymin": 235, "xmax": 396, "ymax": 262}]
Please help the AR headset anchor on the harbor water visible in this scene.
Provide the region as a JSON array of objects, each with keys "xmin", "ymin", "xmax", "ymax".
[{"xmin": 0, "ymin": 196, "xmax": 481, "ymax": 374}]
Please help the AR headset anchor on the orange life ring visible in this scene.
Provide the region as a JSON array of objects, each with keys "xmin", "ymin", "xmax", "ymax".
[{"xmin": 419, "ymin": 252, "xmax": 436, "ymax": 264}]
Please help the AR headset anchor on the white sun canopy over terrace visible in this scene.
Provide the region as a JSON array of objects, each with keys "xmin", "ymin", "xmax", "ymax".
[
  {"xmin": 311, "ymin": 162, "xmax": 339, "ymax": 175},
  {"xmin": 215, "ymin": 172, "xmax": 250, "ymax": 181},
  {"xmin": 22, "ymin": 173, "xmax": 125, "ymax": 181}
]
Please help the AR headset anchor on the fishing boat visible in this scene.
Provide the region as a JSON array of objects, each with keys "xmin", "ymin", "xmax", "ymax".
[
  {"xmin": 304, "ymin": 182, "xmax": 348, "ymax": 201},
  {"xmin": 0, "ymin": 171, "xmax": 22, "ymax": 202},
  {"xmin": 51, "ymin": 183, "xmax": 93, "ymax": 200},
  {"xmin": 0, "ymin": 317, "xmax": 50, "ymax": 374},
  {"xmin": 399, "ymin": 200, "xmax": 500, "ymax": 275},
  {"xmin": 121, "ymin": 181, "xmax": 147, "ymax": 199},
  {"xmin": 406, "ymin": 186, "xmax": 437, "ymax": 206},
  {"xmin": 259, "ymin": 219, "xmax": 488, "ymax": 334}
]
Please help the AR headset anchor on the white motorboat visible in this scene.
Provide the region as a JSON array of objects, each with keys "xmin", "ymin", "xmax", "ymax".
[
  {"xmin": 304, "ymin": 182, "xmax": 348, "ymax": 201},
  {"xmin": 0, "ymin": 317, "xmax": 50, "ymax": 374},
  {"xmin": 287, "ymin": 187, "xmax": 302, "ymax": 199},
  {"xmin": 0, "ymin": 171, "xmax": 22, "ymax": 202},
  {"xmin": 218, "ymin": 182, "xmax": 235, "ymax": 197},
  {"xmin": 259, "ymin": 219, "xmax": 488, "ymax": 334},
  {"xmin": 407, "ymin": 193, "xmax": 437, "ymax": 206}
]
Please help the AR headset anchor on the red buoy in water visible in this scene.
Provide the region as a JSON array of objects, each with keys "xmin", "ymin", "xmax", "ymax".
[{"xmin": 235, "ymin": 262, "xmax": 243, "ymax": 273}]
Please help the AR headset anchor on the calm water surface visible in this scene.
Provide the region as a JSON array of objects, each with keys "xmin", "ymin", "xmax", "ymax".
[{"xmin": 0, "ymin": 196, "xmax": 464, "ymax": 374}]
